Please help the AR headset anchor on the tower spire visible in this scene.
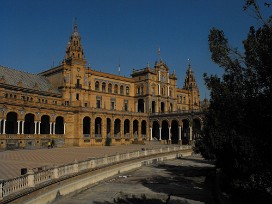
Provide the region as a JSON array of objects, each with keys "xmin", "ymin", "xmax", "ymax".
[
  {"xmin": 64, "ymin": 19, "xmax": 86, "ymax": 66},
  {"xmin": 73, "ymin": 18, "xmax": 78, "ymax": 32},
  {"xmin": 188, "ymin": 58, "xmax": 192, "ymax": 71}
]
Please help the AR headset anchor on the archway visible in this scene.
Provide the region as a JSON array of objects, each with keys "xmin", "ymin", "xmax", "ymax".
[
  {"xmin": 161, "ymin": 102, "xmax": 165, "ymax": 113},
  {"xmin": 152, "ymin": 121, "xmax": 160, "ymax": 140},
  {"xmin": 95, "ymin": 117, "xmax": 102, "ymax": 137},
  {"xmin": 107, "ymin": 118, "xmax": 111, "ymax": 137},
  {"xmin": 138, "ymin": 99, "xmax": 144, "ymax": 113},
  {"xmin": 171, "ymin": 120, "xmax": 179, "ymax": 144},
  {"xmin": 24, "ymin": 113, "xmax": 35, "ymax": 134},
  {"xmin": 152, "ymin": 101, "xmax": 156, "ymax": 113},
  {"xmin": 55, "ymin": 116, "xmax": 64, "ymax": 134},
  {"xmin": 83, "ymin": 116, "xmax": 91, "ymax": 135},
  {"xmin": 6, "ymin": 112, "xmax": 18, "ymax": 134},
  {"xmin": 40, "ymin": 115, "xmax": 50, "ymax": 134},
  {"xmin": 124, "ymin": 119, "xmax": 130, "ymax": 138},
  {"xmin": 114, "ymin": 118, "xmax": 121, "ymax": 138},
  {"xmin": 141, "ymin": 120, "xmax": 147, "ymax": 139},
  {"xmin": 133, "ymin": 120, "xmax": 138, "ymax": 139},
  {"xmin": 161, "ymin": 120, "xmax": 169, "ymax": 140},
  {"xmin": 182, "ymin": 119, "xmax": 190, "ymax": 145}
]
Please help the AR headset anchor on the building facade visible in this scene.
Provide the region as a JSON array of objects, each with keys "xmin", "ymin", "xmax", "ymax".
[{"xmin": 0, "ymin": 23, "xmax": 202, "ymax": 149}]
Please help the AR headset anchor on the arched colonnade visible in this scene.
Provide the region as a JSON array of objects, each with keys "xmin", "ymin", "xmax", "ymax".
[
  {"xmin": 82, "ymin": 116, "xmax": 147, "ymax": 141},
  {"xmin": 150, "ymin": 117, "xmax": 202, "ymax": 144},
  {"xmin": 0, "ymin": 111, "xmax": 65, "ymax": 135}
]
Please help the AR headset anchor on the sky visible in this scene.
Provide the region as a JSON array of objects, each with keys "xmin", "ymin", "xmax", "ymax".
[{"xmin": 0, "ymin": 0, "xmax": 270, "ymax": 100}]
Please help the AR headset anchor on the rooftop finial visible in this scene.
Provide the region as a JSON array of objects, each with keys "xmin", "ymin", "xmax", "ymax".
[
  {"xmin": 188, "ymin": 58, "xmax": 192, "ymax": 71},
  {"xmin": 118, "ymin": 58, "xmax": 121, "ymax": 75},
  {"xmin": 73, "ymin": 17, "xmax": 78, "ymax": 32}
]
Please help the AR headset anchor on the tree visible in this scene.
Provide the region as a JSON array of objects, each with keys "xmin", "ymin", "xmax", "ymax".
[{"xmin": 195, "ymin": 0, "xmax": 272, "ymax": 200}]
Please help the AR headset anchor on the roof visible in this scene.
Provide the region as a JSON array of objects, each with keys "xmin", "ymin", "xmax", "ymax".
[{"xmin": 0, "ymin": 65, "xmax": 61, "ymax": 94}]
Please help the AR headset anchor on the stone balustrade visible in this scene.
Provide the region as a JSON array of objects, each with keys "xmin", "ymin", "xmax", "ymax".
[{"xmin": 0, "ymin": 145, "xmax": 191, "ymax": 201}]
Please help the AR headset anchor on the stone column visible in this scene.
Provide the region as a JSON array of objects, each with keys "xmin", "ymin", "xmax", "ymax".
[
  {"xmin": 38, "ymin": 122, "xmax": 41, "ymax": 134},
  {"xmin": 3, "ymin": 120, "xmax": 6, "ymax": 134},
  {"xmin": 64, "ymin": 123, "xmax": 66, "ymax": 134},
  {"xmin": 189, "ymin": 123, "xmax": 193, "ymax": 141},
  {"xmin": 53, "ymin": 122, "xmax": 55, "ymax": 134},
  {"xmin": 50, "ymin": 122, "xmax": 52, "ymax": 135},
  {"xmin": 0, "ymin": 119, "xmax": 2, "ymax": 134},
  {"xmin": 178, "ymin": 126, "xmax": 182, "ymax": 141},
  {"xmin": 120, "ymin": 119, "xmax": 124, "ymax": 143},
  {"xmin": 138, "ymin": 121, "xmax": 142, "ymax": 141},
  {"xmin": 129, "ymin": 120, "xmax": 133, "ymax": 140},
  {"xmin": 158, "ymin": 84, "xmax": 161, "ymax": 95},
  {"xmin": 159, "ymin": 127, "xmax": 162, "ymax": 140},
  {"xmin": 0, "ymin": 179, "xmax": 3, "ymax": 200},
  {"xmin": 17, "ymin": 121, "xmax": 21, "ymax": 134},
  {"xmin": 168, "ymin": 126, "xmax": 171, "ymax": 141},
  {"xmin": 143, "ymin": 102, "xmax": 145, "ymax": 113},
  {"xmin": 150, "ymin": 127, "xmax": 153, "ymax": 141},
  {"xmin": 22, "ymin": 121, "xmax": 25, "ymax": 134},
  {"xmin": 101, "ymin": 118, "xmax": 107, "ymax": 143},
  {"xmin": 34, "ymin": 121, "xmax": 37, "ymax": 134},
  {"xmin": 110, "ymin": 119, "xmax": 114, "ymax": 139}
]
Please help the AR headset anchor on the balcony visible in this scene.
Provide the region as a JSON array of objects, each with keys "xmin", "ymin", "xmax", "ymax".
[{"xmin": 75, "ymin": 84, "xmax": 82, "ymax": 89}]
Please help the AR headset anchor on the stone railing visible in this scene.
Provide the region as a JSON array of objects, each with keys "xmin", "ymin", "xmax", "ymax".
[{"xmin": 0, "ymin": 145, "xmax": 191, "ymax": 200}]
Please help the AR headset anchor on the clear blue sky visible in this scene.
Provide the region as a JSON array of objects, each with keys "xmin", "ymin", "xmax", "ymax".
[{"xmin": 0, "ymin": 0, "xmax": 270, "ymax": 99}]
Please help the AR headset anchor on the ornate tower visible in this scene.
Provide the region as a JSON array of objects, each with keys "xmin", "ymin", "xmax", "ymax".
[
  {"xmin": 183, "ymin": 61, "xmax": 200, "ymax": 110},
  {"xmin": 64, "ymin": 22, "xmax": 86, "ymax": 66}
]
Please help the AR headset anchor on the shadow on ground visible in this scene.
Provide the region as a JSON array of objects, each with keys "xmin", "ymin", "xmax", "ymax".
[
  {"xmin": 140, "ymin": 163, "xmax": 216, "ymax": 203},
  {"xmin": 93, "ymin": 194, "xmax": 189, "ymax": 204},
  {"xmin": 93, "ymin": 158, "xmax": 216, "ymax": 204}
]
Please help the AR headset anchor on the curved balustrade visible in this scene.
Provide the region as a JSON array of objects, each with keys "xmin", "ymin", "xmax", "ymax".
[{"xmin": 0, "ymin": 145, "xmax": 191, "ymax": 200}]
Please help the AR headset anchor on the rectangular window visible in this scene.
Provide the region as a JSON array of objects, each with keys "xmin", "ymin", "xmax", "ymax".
[
  {"xmin": 111, "ymin": 101, "xmax": 115, "ymax": 110},
  {"xmin": 96, "ymin": 100, "xmax": 101, "ymax": 108},
  {"xmin": 96, "ymin": 96, "xmax": 102, "ymax": 109},
  {"xmin": 110, "ymin": 98, "xmax": 116, "ymax": 110},
  {"xmin": 65, "ymin": 101, "xmax": 69, "ymax": 106},
  {"xmin": 124, "ymin": 100, "xmax": 128, "ymax": 111},
  {"xmin": 76, "ymin": 93, "xmax": 79, "ymax": 100}
]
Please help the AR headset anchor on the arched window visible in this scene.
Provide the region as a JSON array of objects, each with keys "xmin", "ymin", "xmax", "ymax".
[
  {"xmin": 83, "ymin": 116, "xmax": 91, "ymax": 135},
  {"xmin": 95, "ymin": 81, "xmax": 99, "ymax": 91},
  {"xmin": 126, "ymin": 86, "xmax": 129, "ymax": 95},
  {"xmin": 55, "ymin": 116, "xmax": 64, "ymax": 134},
  {"xmin": 108, "ymin": 83, "xmax": 112, "ymax": 93},
  {"xmin": 120, "ymin": 85, "xmax": 124, "ymax": 95},
  {"xmin": 114, "ymin": 84, "xmax": 118, "ymax": 94},
  {"xmin": 102, "ymin": 82, "xmax": 106, "ymax": 92}
]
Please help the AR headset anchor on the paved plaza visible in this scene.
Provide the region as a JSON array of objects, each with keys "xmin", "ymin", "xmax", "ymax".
[
  {"xmin": 53, "ymin": 155, "xmax": 216, "ymax": 204},
  {"xmin": 0, "ymin": 142, "xmax": 175, "ymax": 180}
]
